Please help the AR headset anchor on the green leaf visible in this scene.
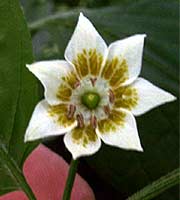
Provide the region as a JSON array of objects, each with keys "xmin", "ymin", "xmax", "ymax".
[
  {"xmin": 127, "ymin": 168, "xmax": 180, "ymax": 200},
  {"xmin": 27, "ymin": 0, "xmax": 178, "ymax": 199},
  {"xmin": 0, "ymin": 0, "xmax": 39, "ymax": 198}
]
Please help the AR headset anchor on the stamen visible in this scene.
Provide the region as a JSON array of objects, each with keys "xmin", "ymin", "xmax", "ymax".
[
  {"xmin": 67, "ymin": 104, "xmax": 76, "ymax": 119},
  {"xmin": 74, "ymin": 81, "xmax": 80, "ymax": 88},
  {"xmin": 90, "ymin": 78, "xmax": 97, "ymax": 87},
  {"xmin": 109, "ymin": 89, "xmax": 115, "ymax": 103},
  {"xmin": 77, "ymin": 113, "xmax": 84, "ymax": 128},
  {"xmin": 90, "ymin": 115, "xmax": 97, "ymax": 129},
  {"xmin": 103, "ymin": 105, "xmax": 110, "ymax": 116}
]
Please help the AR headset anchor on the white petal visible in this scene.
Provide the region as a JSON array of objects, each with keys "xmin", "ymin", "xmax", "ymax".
[
  {"xmin": 64, "ymin": 129, "xmax": 101, "ymax": 159},
  {"xmin": 96, "ymin": 109, "xmax": 143, "ymax": 151},
  {"xmin": 65, "ymin": 13, "xmax": 107, "ymax": 65},
  {"xmin": 26, "ymin": 60, "xmax": 73, "ymax": 105},
  {"xmin": 25, "ymin": 100, "xmax": 77, "ymax": 142},
  {"xmin": 107, "ymin": 34, "xmax": 146, "ymax": 85},
  {"xmin": 131, "ymin": 78, "xmax": 176, "ymax": 116}
]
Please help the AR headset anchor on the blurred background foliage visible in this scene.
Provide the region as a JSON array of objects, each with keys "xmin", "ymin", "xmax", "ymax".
[{"xmin": 20, "ymin": 0, "xmax": 179, "ymax": 199}]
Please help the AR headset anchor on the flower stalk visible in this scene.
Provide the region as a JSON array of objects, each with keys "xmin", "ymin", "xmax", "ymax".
[{"xmin": 62, "ymin": 159, "xmax": 79, "ymax": 200}]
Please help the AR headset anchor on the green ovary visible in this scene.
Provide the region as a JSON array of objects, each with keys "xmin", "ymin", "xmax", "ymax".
[{"xmin": 81, "ymin": 92, "xmax": 100, "ymax": 110}]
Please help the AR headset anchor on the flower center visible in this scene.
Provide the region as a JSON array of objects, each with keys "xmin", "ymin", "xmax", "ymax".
[{"xmin": 81, "ymin": 92, "xmax": 100, "ymax": 110}]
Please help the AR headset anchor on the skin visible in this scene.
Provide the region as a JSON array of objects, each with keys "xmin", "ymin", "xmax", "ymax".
[{"xmin": 0, "ymin": 145, "xmax": 95, "ymax": 200}]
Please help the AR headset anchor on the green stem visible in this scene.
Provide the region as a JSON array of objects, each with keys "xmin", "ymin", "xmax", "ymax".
[
  {"xmin": 127, "ymin": 168, "xmax": 180, "ymax": 200},
  {"xmin": 28, "ymin": 11, "xmax": 79, "ymax": 34},
  {"xmin": 62, "ymin": 159, "xmax": 79, "ymax": 200}
]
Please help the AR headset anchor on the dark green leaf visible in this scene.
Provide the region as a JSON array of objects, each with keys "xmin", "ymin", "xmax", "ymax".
[
  {"xmin": 0, "ymin": 0, "xmax": 39, "ymax": 198},
  {"xmin": 20, "ymin": 0, "xmax": 54, "ymax": 23}
]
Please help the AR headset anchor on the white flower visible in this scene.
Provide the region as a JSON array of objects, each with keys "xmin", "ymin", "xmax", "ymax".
[{"xmin": 25, "ymin": 13, "xmax": 176, "ymax": 159}]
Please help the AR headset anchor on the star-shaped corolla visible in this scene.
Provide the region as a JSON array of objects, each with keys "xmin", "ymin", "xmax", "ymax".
[{"xmin": 25, "ymin": 13, "xmax": 176, "ymax": 159}]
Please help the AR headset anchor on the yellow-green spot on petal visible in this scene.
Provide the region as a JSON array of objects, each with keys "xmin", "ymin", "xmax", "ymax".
[
  {"xmin": 49, "ymin": 104, "xmax": 75, "ymax": 126},
  {"xmin": 56, "ymin": 84, "xmax": 72, "ymax": 102},
  {"xmin": 72, "ymin": 127, "xmax": 83, "ymax": 140},
  {"xmin": 113, "ymin": 86, "xmax": 138, "ymax": 110},
  {"xmin": 98, "ymin": 119, "xmax": 116, "ymax": 133},
  {"xmin": 62, "ymin": 71, "xmax": 78, "ymax": 89},
  {"xmin": 72, "ymin": 125, "xmax": 97, "ymax": 147},
  {"xmin": 73, "ymin": 48, "xmax": 103, "ymax": 78},
  {"xmin": 89, "ymin": 49, "xmax": 103, "ymax": 76},
  {"xmin": 101, "ymin": 57, "xmax": 129, "ymax": 87},
  {"xmin": 73, "ymin": 49, "xmax": 89, "ymax": 77},
  {"xmin": 101, "ymin": 57, "xmax": 118, "ymax": 79},
  {"xmin": 98, "ymin": 109, "xmax": 126, "ymax": 134}
]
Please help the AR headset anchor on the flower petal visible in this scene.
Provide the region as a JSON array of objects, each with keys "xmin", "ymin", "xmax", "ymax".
[
  {"xmin": 102, "ymin": 34, "xmax": 146, "ymax": 87},
  {"xmin": 96, "ymin": 109, "xmax": 143, "ymax": 151},
  {"xmin": 64, "ymin": 125, "xmax": 101, "ymax": 159},
  {"xmin": 27, "ymin": 60, "xmax": 75, "ymax": 105},
  {"xmin": 130, "ymin": 78, "xmax": 176, "ymax": 116},
  {"xmin": 25, "ymin": 100, "xmax": 77, "ymax": 142},
  {"xmin": 65, "ymin": 13, "xmax": 107, "ymax": 77}
]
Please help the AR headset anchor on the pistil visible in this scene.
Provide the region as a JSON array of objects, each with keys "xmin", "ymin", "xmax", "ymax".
[{"xmin": 81, "ymin": 92, "xmax": 100, "ymax": 110}]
